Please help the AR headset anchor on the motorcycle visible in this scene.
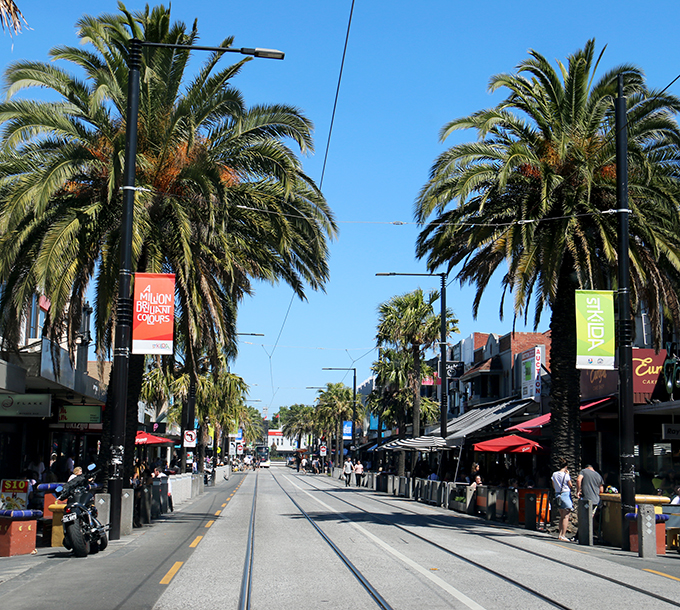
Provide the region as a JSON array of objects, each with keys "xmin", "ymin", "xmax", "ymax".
[{"xmin": 56, "ymin": 464, "xmax": 109, "ymax": 557}]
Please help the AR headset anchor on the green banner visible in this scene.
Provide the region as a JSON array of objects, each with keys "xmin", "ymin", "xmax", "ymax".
[{"xmin": 575, "ymin": 290, "xmax": 615, "ymax": 370}]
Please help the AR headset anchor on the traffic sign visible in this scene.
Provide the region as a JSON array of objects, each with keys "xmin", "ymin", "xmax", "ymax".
[
  {"xmin": 237, "ymin": 444, "xmax": 244, "ymax": 455},
  {"xmin": 183, "ymin": 430, "xmax": 197, "ymax": 448},
  {"xmin": 319, "ymin": 445, "xmax": 327, "ymax": 457}
]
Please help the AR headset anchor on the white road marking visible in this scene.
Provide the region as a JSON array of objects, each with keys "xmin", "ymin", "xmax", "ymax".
[{"xmin": 284, "ymin": 475, "xmax": 486, "ymax": 610}]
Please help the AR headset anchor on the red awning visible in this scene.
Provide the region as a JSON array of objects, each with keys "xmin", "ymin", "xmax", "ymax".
[
  {"xmin": 135, "ymin": 431, "xmax": 173, "ymax": 445},
  {"xmin": 473, "ymin": 434, "xmax": 544, "ymax": 453},
  {"xmin": 505, "ymin": 397, "xmax": 612, "ymax": 434}
]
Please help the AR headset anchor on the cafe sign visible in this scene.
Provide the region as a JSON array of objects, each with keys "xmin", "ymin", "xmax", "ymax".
[
  {"xmin": 58, "ymin": 404, "xmax": 102, "ymax": 424},
  {"xmin": 0, "ymin": 394, "xmax": 51, "ymax": 417}
]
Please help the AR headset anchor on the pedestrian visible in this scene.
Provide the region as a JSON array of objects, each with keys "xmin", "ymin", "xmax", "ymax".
[
  {"xmin": 342, "ymin": 458, "xmax": 354, "ymax": 487},
  {"xmin": 552, "ymin": 457, "xmax": 574, "ymax": 542},
  {"xmin": 354, "ymin": 460, "xmax": 364, "ymax": 487}
]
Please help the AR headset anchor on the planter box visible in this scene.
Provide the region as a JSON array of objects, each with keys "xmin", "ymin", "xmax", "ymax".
[{"xmin": 0, "ymin": 517, "xmax": 37, "ymax": 556}]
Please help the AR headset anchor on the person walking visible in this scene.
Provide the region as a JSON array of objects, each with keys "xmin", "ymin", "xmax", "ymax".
[
  {"xmin": 354, "ymin": 460, "xmax": 364, "ymax": 487},
  {"xmin": 342, "ymin": 458, "xmax": 354, "ymax": 487},
  {"xmin": 552, "ymin": 457, "xmax": 574, "ymax": 542}
]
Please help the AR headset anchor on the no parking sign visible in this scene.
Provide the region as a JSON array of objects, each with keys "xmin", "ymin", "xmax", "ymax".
[{"xmin": 319, "ymin": 445, "xmax": 327, "ymax": 457}]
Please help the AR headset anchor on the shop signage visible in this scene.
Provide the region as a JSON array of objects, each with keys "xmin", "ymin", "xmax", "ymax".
[
  {"xmin": 580, "ymin": 369, "xmax": 617, "ymax": 400},
  {"xmin": 0, "ymin": 480, "xmax": 29, "ymax": 510},
  {"xmin": 0, "ymin": 393, "xmax": 51, "ymax": 417},
  {"xmin": 58, "ymin": 404, "xmax": 101, "ymax": 424},
  {"xmin": 446, "ymin": 361, "xmax": 465, "ymax": 379},
  {"xmin": 575, "ymin": 290, "xmax": 615, "ymax": 370},
  {"xmin": 632, "ymin": 348, "xmax": 666, "ymax": 395},
  {"xmin": 662, "ymin": 424, "xmax": 680, "ymax": 441},
  {"xmin": 50, "ymin": 422, "xmax": 103, "ymax": 431},
  {"xmin": 132, "ymin": 273, "xmax": 175, "ymax": 355}
]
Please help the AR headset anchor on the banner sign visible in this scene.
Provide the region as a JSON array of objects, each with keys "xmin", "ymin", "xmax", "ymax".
[
  {"xmin": 575, "ymin": 290, "xmax": 615, "ymax": 370},
  {"xmin": 342, "ymin": 420, "xmax": 352, "ymax": 440},
  {"xmin": 521, "ymin": 347, "xmax": 542, "ymax": 403},
  {"xmin": 0, "ymin": 393, "xmax": 52, "ymax": 417},
  {"xmin": 132, "ymin": 273, "xmax": 175, "ymax": 355},
  {"xmin": 662, "ymin": 424, "xmax": 680, "ymax": 441}
]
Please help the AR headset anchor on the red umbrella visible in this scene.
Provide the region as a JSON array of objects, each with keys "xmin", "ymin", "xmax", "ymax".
[
  {"xmin": 135, "ymin": 431, "xmax": 173, "ymax": 445},
  {"xmin": 473, "ymin": 434, "xmax": 544, "ymax": 454}
]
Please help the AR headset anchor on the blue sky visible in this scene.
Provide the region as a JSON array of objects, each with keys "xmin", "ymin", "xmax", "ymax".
[{"xmin": 3, "ymin": 1, "xmax": 680, "ymax": 414}]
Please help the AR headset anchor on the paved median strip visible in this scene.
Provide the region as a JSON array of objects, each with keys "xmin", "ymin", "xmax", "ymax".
[
  {"xmin": 160, "ymin": 561, "xmax": 183, "ymax": 585},
  {"xmin": 189, "ymin": 536, "xmax": 203, "ymax": 547}
]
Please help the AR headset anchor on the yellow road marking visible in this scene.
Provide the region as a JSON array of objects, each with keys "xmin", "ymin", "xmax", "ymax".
[
  {"xmin": 221, "ymin": 503, "xmax": 227, "ymax": 507},
  {"xmin": 190, "ymin": 536, "xmax": 203, "ymax": 547},
  {"xmin": 160, "ymin": 561, "xmax": 183, "ymax": 585},
  {"xmin": 205, "ymin": 520, "xmax": 215, "ymax": 528},
  {"xmin": 215, "ymin": 510, "xmax": 221, "ymax": 516},
  {"xmin": 644, "ymin": 569, "xmax": 680, "ymax": 582}
]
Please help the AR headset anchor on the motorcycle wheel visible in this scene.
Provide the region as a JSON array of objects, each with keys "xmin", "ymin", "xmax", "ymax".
[
  {"xmin": 98, "ymin": 531, "xmax": 108, "ymax": 552},
  {"xmin": 66, "ymin": 522, "xmax": 90, "ymax": 557}
]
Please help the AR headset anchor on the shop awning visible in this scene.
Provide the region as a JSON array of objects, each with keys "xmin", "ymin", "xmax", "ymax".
[
  {"xmin": 473, "ymin": 434, "xmax": 544, "ymax": 453},
  {"xmin": 385, "ymin": 435, "xmax": 450, "ymax": 452},
  {"xmin": 445, "ymin": 398, "xmax": 534, "ymax": 446},
  {"xmin": 505, "ymin": 397, "xmax": 613, "ymax": 434},
  {"xmin": 135, "ymin": 431, "xmax": 173, "ymax": 445}
]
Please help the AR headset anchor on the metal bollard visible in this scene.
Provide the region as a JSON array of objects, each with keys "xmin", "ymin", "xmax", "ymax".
[
  {"xmin": 577, "ymin": 499, "xmax": 594, "ymax": 546},
  {"xmin": 507, "ymin": 489, "xmax": 519, "ymax": 525},
  {"xmin": 637, "ymin": 504, "xmax": 656, "ymax": 558},
  {"xmin": 487, "ymin": 488, "xmax": 497, "ymax": 521},
  {"xmin": 525, "ymin": 492, "xmax": 537, "ymax": 530}
]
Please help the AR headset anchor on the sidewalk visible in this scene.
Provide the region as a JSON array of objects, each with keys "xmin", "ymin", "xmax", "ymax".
[{"xmin": 0, "ymin": 472, "xmax": 233, "ymax": 585}]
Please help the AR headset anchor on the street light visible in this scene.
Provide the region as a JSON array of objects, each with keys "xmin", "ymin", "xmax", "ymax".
[
  {"xmin": 108, "ymin": 38, "xmax": 283, "ymax": 540},
  {"xmin": 376, "ymin": 272, "xmax": 449, "ymax": 438},
  {"xmin": 323, "ymin": 367, "xmax": 357, "ymax": 458}
]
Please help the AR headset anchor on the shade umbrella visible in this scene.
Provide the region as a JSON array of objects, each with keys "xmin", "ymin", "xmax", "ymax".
[
  {"xmin": 472, "ymin": 434, "xmax": 544, "ymax": 454},
  {"xmin": 135, "ymin": 431, "xmax": 174, "ymax": 445}
]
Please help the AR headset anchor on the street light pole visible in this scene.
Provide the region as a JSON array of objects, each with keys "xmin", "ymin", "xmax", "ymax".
[
  {"xmin": 323, "ymin": 367, "xmax": 357, "ymax": 458},
  {"xmin": 376, "ymin": 272, "xmax": 449, "ymax": 438},
  {"xmin": 615, "ymin": 74, "xmax": 635, "ymax": 551},
  {"xmin": 108, "ymin": 37, "xmax": 283, "ymax": 541}
]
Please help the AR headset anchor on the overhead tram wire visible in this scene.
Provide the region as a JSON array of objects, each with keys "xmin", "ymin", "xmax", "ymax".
[{"xmin": 260, "ymin": 0, "xmax": 356, "ymax": 406}]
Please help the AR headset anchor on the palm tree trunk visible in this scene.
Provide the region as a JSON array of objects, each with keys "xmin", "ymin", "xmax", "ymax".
[
  {"xmin": 412, "ymin": 348, "xmax": 421, "ymax": 438},
  {"xmin": 549, "ymin": 258, "xmax": 581, "ymax": 473}
]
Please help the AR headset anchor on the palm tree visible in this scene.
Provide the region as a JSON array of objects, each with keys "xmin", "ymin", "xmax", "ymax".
[
  {"xmin": 281, "ymin": 403, "xmax": 316, "ymax": 451},
  {"xmin": 0, "ymin": 0, "xmax": 25, "ymax": 34},
  {"xmin": 376, "ymin": 288, "xmax": 455, "ymax": 439},
  {"xmin": 0, "ymin": 4, "xmax": 336, "ymax": 474},
  {"xmin": 315, "ymin": 383, "xmax": 354, "ymax": 467},
  {"xmin": 414, "ymin": 40, "xmax": 680, "ymax": 472}
]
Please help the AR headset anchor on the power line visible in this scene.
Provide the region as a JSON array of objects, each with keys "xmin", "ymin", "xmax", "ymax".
[{"xmin": 319, "ymin": 0, "xmax": 355, "ymax": 189}]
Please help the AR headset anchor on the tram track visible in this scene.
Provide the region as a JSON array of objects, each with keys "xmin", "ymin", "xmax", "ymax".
[
  {"xmin": 237, "ymin": 469, "xmax": 394, "ymax": 610},
  {"xmin": 294, "ymin": 473, "xmax": 680, "ymax": 609}
]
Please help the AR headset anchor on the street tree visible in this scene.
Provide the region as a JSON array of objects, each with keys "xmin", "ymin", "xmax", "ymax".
[
  {"xmin": 376, "ymin": 288, "xmax": 456, "ymax": 440},
  {"xmin": 415, "ymin": 40, "xmax": 680, "ymax": 471},
  {"xmin": 0, "ymin": 4, "xmax": 335, "ymax": 477},
  {"xmin": 315, "ymin": 383, "xmax": 354, "ymax": 468}
]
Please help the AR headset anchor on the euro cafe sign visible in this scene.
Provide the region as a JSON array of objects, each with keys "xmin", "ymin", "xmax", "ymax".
[{"xmin": 132, "ymin": 273, "xmax": 175, "ymax": 355}]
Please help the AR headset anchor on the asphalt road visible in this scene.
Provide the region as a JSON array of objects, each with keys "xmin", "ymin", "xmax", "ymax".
[{"xmin": 2, "ymin": 465, "xmax": 680, "ymax": 610}]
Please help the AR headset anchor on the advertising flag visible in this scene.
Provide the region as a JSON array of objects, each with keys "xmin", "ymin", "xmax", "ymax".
[
  {"xmin": 342, "ymin": 421, "xmax": 352, "ymax": 440},
  {"xmin": 575, "ymin": 290, "xmax": 615, "ymax": 370},
  {"xmin": 132, "ymin": 273, "xmax": 175, "ymax": 354}
]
